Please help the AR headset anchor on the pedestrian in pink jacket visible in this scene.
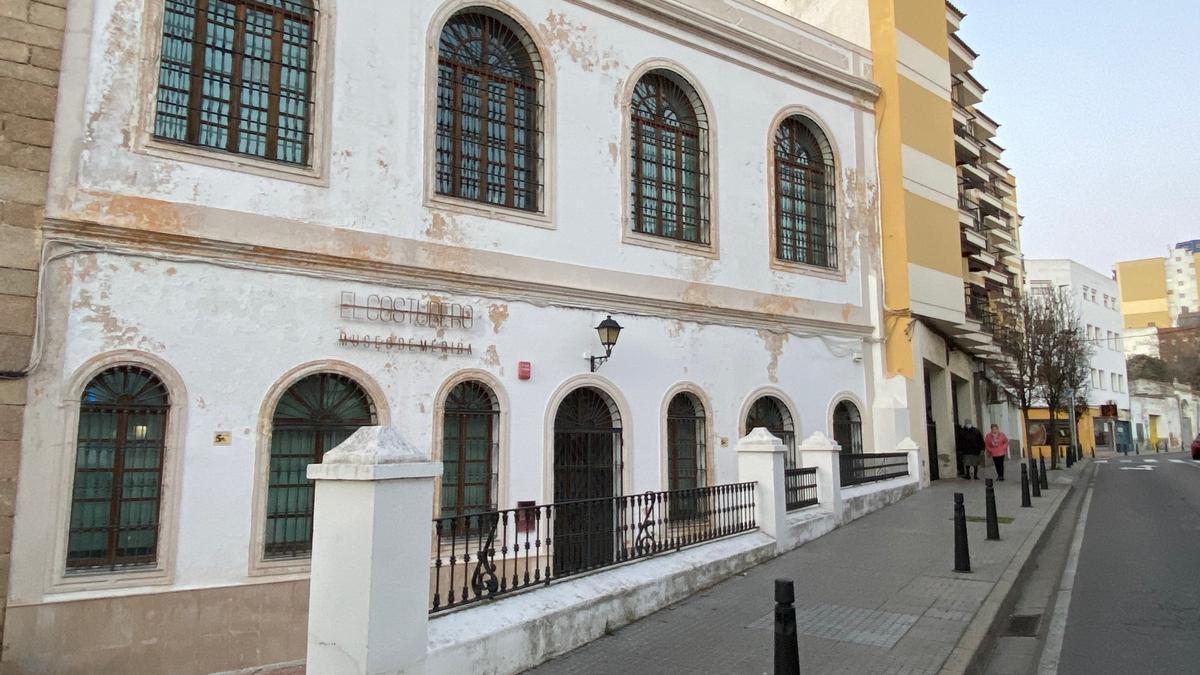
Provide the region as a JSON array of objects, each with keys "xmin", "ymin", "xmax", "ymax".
[{"xmin": 985, "ymin": 424, "xmax": 1009, "ymax": 480}]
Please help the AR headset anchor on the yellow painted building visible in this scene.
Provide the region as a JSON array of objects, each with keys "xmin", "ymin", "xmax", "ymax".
[
  {"xmin": 1115, "ymin": 257, "xmax": 1170, "ymax": 329},
  {"xmin": 868, "ymin": 1, "xmax": 1026, "ymax": 480}
]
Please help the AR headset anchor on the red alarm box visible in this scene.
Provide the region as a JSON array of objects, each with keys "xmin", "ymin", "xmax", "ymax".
[{"xmin": 518, "ymin": 361, "xmax": 531, "ymax": 380}]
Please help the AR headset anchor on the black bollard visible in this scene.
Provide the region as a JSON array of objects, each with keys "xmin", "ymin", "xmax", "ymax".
[
  {"xmin": 1029, "ymin": 458, "xmax": 1041, "ymax": 498},
  {"xmin": 774, "ymin": 579, "xmax": 800, "ymax": 675},
  {"xmin": 1066, "ymin": 445, "xmax": 1074, "ymax": 468},
  {"xmin": 985, "ymin": 479, "xmax": 1000, "ymax": 541},
  {"xmin": 1039, "ymin": 455, "xmax": 1049, "ymax": 489},
  {"xmin": 954, "ymin": 493, "xmax": 971, "ymax": 572},
  {"xmin": 1091, "ymin": 445, "xmax": 1095, "ymax": 459},
  {"xmin": 1020, "ymin": 464, "xmax": 1032, "ymax": 507}
]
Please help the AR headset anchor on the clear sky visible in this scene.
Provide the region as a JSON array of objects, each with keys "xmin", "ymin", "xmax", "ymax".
[{"xmin": 954, "ymin": 0, "xmax": 1200, "ymax": 275}]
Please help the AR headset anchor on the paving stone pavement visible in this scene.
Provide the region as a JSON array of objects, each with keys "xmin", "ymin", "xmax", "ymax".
[{"xmin": 529, "ymin": 463, "xmax": 1081, "ymax": 675}]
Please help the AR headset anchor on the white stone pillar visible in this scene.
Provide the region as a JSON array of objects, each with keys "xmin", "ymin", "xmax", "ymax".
[
  {"xmin": 897, "ymin": 437, "xmax": 924, "ymax": 487},
  {"xmin": 797, "ymin": 432, "xmax": 842, "ymax": 519},
  {"xmin": 306, "ymin": 426, "xmax": 441, "ymax": 675},
  {"xmin": 737, "ymin": 428, "xmax": 788, "ymax": 552}
]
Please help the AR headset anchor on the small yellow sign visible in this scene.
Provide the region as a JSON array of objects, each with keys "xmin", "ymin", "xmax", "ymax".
[{"xmin": 213, "ymin": 431, "xmax": 232, "ymax": 446}]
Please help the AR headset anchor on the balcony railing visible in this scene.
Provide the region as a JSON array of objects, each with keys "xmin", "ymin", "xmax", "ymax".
[
  {"xmin": 958, "ymin": 194, "xmax": 983, "ymax": 232},
  {"xmin": 784, "ymin": 467, "xmax": 818, "ymax": 511},
  {"xmin": 429, "ymin": 482, "xmax": 757, "ymax": 613},
  {"xmin": 838, "ymin": 453, "xmax": 910, "ymax": 487},
  {"xmin": 964, "ymin": 287, "xmax": 995, "ymax": 332}
]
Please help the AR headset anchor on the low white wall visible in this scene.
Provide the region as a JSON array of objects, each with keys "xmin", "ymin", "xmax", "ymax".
[
  {"xmin": 838, "ymin": 475, "xmax": 920, "ymax": 526},
  {"xmin": 427, "ymin": 532, "xmax": 776, "ymax": 675}
]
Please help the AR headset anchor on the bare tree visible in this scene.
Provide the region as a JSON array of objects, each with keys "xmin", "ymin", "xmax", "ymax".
[
  {"xmin": 1036, "ymin": 288, "xmax": 1093, "ymax": 469},
  {"xmin": 992, "ymin": 286, "xmax": 1092, "ymax": 467}
]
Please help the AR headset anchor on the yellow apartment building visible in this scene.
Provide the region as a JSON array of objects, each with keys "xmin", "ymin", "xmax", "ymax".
[{"xmin": 869, "ymin": 0, "xmax": 1026, "ymax": 479}]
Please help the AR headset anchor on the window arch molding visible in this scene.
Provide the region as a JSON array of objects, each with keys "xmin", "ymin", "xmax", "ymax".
[
  {"xmin": 658, "ymin": 382, "xmax": 715, "ymax": 491},
  {"xmin": 423, "ymin": 0, "xmax": 557, "ymax": 228},
  {"xmin": 540, "ymin": 373, "xmax": 634, "ymax": 504},
  {"xmin": 765, "ymin": 105, "xmax": 845, "ymax": 278},
  {"xmin": 431, "ymin": 368, "xmax": 511, "ymax": 515},
  {"xmin": 620, "ymin": 58, "xmax": 720, "ymax": 259},
  {"xmin": 50, "ymin": 350, "xmax": 188, "ymax": 591},
  {"xmin": 248, "ymin": 359, "xmax": 389, "ymax": 576},
  {"xmin": 736, "ymin": 386, "xmax": 802, "ymax": 441},
  {"xmin": 827, "ymin": 392, "xmax": 869, "ymax": 453}
]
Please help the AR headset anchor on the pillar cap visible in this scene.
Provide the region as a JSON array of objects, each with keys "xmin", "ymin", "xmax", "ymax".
[
  {"xmin": 896, "ymin": 437, "xmax": 920, "ymax": 452},
  {"xmin": 737, "ymin": 427, "xmax": 787, "ymax": 452},
  {"xmin": 798, "ymin": 431, "xmax": 841, "ymax": 453},
  {"xmin": 324, "ymin": 426, "xmax": 430, "ymax": 464}
]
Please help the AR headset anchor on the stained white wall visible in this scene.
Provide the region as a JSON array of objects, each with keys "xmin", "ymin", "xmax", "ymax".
[
  {"xmin": 9, "ymin": 253, "xmax": 869, "ymax": 603},
  {"xmin": 64, "ymin": 0, "xmax": 878, "ymax": 308}
]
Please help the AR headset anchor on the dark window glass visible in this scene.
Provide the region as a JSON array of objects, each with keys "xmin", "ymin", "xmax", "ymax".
[
  {"xmin": 265, "ymin": 372, "xmax": 375, "ymax": 558},
  {"xmin": 441, "ymin": 381, "xmax": 499, "ymax": 520},
  {"xmin": 832, "ymin": 400, "xmax": 863, "ymax": 454},
  {"xmin": 666, "ymin": 393, "xmax": 706, "ymax": 491},
  {"xmin": 155, "ymin": 0, "xmax": 317, "ymax": 165},
  {"xmin": 67, "ymin": 366, "xmax": 170, "ymax": 570},
  {"xmin": 630, "ymin": 71, "xmax": 710, "ymax": 244},
  {"xmin": 774, "ymin": 116, "xmax": 836, "ymax": 268},
  {"xmin": 745, "ymin": 395, "xmax": 797, "ymax": 467},
  {"xmin": 436, "ymin": 11, "xmax": 542, "ymax": 211}
]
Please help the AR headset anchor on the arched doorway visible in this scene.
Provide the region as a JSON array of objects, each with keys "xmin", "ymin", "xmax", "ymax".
[
  {"xmin": 553, "ymin": 387, "xmax": 622, "ymax": 575},
  {"xmin": 832, "ymin": 400, "xmax": 863, "ymax": 454}
]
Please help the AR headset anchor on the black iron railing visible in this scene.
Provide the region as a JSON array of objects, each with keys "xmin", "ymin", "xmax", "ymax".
[
  {"xmin": 784, "ymin": 467, "xmax": 818, "ymax": 511},
  {"xmin": 429, "ymin": 482, "xmax": 757, "ymax": 614},
  {"xmin": 838, "ymin": 453, "xmax": 910, "ymax": 487}
]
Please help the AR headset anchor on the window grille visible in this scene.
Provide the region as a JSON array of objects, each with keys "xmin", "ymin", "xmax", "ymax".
[
  {"xmin": 436, "ymin": 11, "xmax": 543, "ymax": 211},
  {"xmin": 666, "ymin": 393, "xmax": 706, "ymax": 492},
  {"xmin": 67, "ymin": 366, "xmax": 170, "ymax": 570},
  {"xmin": 155, "ymin": 0, "xmax": 317, "ymax": 165},
  {"xmin": 440, "ymin": 381, "xmax": 500, "ymax": 525},
  {"xmin": 774, "ymin": 116, "xmax": 837, "ymax": 268},
  {"xmin": 832, "ymin": 400, "xmax": 863, "ymax": 454},
  {"xmin": 265, "ymin": 372, "xmax": 375, "ymax": 558},
  {"xmin": 630, "ymin": 71, "xmax": 710, "ymax": 244},
  {"xmin": 745, "ymin": 395, "xmax": 797, "ymax": 467}
]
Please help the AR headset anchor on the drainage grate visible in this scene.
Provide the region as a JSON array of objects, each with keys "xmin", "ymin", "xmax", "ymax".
[{"xmin": 1004, "ymin": 613, "xmax": 1041, "ymax": 637}]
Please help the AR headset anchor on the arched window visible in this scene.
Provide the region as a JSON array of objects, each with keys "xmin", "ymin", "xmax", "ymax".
[
  {"xmin": 265, "ymin": 372, "xmax": 376, "ymax": 558},
  {"xmin": 745, "ymin": 395, "xmax": 797, "ymax": 467},
  {"xmin": 666, "ymin": 392, "xmax": 706, "ymax": 491},
  {"xmin": 441, "ymin": 381, "xmax": 500, "ymax": 519},
  {"xmin": 774, "ymin": 115, "xmax": 836, "ymax": 268},
  {"xmin": 67, "ymin": 366, "xmax": 170, "ymax": 570},
  {"xmin": 155, "ymin": 0, "xmax": 318, "ymax": 165},
  {"xmin": 833, "ymin": 400, "xmax": 863, "ymax": 454},
  {"xmin": 630, "ymin": 70, "xmax": 710, "ymax": 244},
  {"xmin": 436, "ymin": 10, "xmax": 542, "ymax": 211}
]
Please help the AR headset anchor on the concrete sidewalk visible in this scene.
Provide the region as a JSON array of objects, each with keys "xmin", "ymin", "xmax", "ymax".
[{"xmin": 530, "ymin": 459, "xmax": 1088, "ymax": 675}]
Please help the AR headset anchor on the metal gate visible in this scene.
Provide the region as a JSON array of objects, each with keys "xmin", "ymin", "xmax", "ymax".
[{"xmin": 553, "ymin": 387, "xmax": 622, "ymax": 575}]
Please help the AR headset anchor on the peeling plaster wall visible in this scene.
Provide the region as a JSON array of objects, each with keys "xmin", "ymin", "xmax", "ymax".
[
  {"xmin": 8, "ymin": 252, "xmax": 869, "ymax": 606},
  {"xmin": 754, "ymin": 0, "xmax": 871, "ymax": 49},
  {"xmin": 58, "ymin": 0, "xmax": 879, "ymax": 310}
]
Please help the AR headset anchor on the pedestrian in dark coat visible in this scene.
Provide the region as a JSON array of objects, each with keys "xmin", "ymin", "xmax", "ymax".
[{"xmin": 961, "ymin": 420, "xmax": 985, "ymax": 479}]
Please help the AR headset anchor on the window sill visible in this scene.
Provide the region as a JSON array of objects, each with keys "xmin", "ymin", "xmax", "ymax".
[
  {"xmin": 137, "ymin": 137, "xmax": 328, "ymax": 186},
  {"xmin": 50, "ymin": 563, "xmax": 172, "ymax": 593},
  {"xmin": 622, "ymin": 229, "xmax": 718, "ymax": 260},
  {"xmin": 769, "ymin": 256, "xmax": 845, "ymax": 281},
  {"xmin": 248, "ymin": 554, "xmax": 312, "ymax": 578},
  {"xmin": 426, "ymin": 194, "xmax": 554, "ymax": 230}
]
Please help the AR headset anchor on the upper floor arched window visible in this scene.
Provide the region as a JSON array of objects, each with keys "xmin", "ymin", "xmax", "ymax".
[
  {"xmin": 67, "ymin": 366, "xmax": 170, "ymax": 570},
  {"xmin": 265, "ymin": 372, "xmax": 376, "ymax": 558},
  {"xmin": 155, "ymin": 0, "xmax": 318, "ymax": 165},
  {"xmin": 832, "ymin": 400, "xmax": 863, "ymax": 454},
  {"xmin": 630, "ymin": 70, "xmax": 710, "ymax": 244},
  {"xmin": 774, "ymin": 115, "xmax": 836, "ymax": 268},
  {"xmin": 436, "ymin": 10, "xmax": 543, "ymax": 211}
]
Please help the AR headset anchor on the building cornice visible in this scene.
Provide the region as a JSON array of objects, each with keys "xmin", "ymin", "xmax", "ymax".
[
  {"xmin": 43, "ymin": 218, "xmax": 875, "ymax": 340},
  {"xmin": 570, "ymin": 0, "xmax": 880, "ymax": 101}
]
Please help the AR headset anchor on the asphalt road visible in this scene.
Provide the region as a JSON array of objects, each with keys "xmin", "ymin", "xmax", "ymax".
[{"xmin": 1058, "ymin": 452, "xmax": 1200, "ymax": 674}]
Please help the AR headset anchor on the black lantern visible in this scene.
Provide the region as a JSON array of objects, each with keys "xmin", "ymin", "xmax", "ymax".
[{"xmin": 590, "ymin": 315, "xmax": 623, "ymax": 372}]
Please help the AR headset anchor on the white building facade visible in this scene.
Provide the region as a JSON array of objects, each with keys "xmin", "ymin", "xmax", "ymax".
[
  {"xmin": 7, "ymin": 1, "xmax": 891, "ymax": 672},
  {"xmin": 1026, "ymin": 259, "xmax": 1130, "ymax": 452}
]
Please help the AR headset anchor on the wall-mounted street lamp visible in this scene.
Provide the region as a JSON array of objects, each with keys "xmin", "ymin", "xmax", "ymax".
[{"xmin": 590, "ymin": 315, "xmax": 623, "ymax": 372}]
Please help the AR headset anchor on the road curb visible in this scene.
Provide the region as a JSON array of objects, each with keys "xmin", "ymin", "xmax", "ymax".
[{"xmin": 937, "ymin": 460, "xmax": 1093, "ymax": 675}]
